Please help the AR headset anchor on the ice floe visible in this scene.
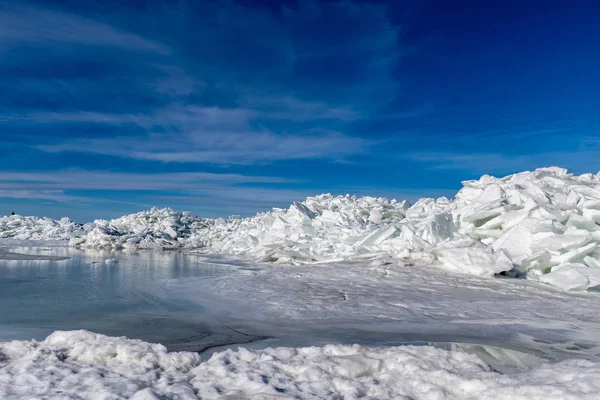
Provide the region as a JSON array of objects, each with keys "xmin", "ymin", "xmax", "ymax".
[
  {"xmin": 1, "ymin": 330, "xmax": 599, "ymax": 400},
  {"xmin": 4, "ymin": 167, "xmax": 600, "ymax": 291}
]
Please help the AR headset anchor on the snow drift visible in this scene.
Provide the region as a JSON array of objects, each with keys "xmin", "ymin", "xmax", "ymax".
[
  {"xmin": 1, "ymin": 330, "xmax": 599, "ymax": 400},
  {"xmin": 4, "ymin": 167, "xmax": 600, "ymax": 291}
]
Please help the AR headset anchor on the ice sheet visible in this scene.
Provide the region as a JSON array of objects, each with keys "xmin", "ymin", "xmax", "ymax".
[{"xmin": 166, "ymin": 259, "xmax": 600, "ymax": 362}]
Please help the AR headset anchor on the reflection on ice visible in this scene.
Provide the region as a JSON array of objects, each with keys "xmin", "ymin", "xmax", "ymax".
[{"xmin": 0, "ymin": 246, "xmax": 258, "ymax": 351}]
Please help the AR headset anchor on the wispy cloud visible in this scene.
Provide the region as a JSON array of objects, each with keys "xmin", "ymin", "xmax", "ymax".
[
  {"xmin": 409, "ymin": 148, "xmax": 600, "ymax": 175},
  {"xmin": 0, "ymin": 189, "xmax": 82, "ymax": 203},
  {"xmin": 0, "ymin": 170, "xmax": 287, "ymax": 191},
  {"xmin": 0, "ymin": 170, "xmax": 317, "ymax": 217},
  {"xmin": 0, "ymin": 3, "xmax": 168, "ymax": 54},
  {"xmin": 35, "ymin": 130, "xmax": 368, "ymax": 165},
  {"xmin": 9, "ymin": 105, "xmax": 371, "ymax": 164}
]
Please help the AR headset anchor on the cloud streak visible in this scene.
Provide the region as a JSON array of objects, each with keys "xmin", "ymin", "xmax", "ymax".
[
  {"xmin": 409, "ymin": 148, "xmax": 600, "ymax": 175},
  {"xmin": 0, "ymin": 189, "xmax": 83, "ymax": 203},
  {"xmin": 0, "ymin": 3, "xmax": 168, "ymax": 54},
  {"xmin": 0, "ymin": 170, "xmax": 288, "ymax": 191},
  {"xmin": 36, "ymin": 130, "xmax": 369, "ymax": 164},
  {"xmin": 0, "ymin": 170, "xmax": 318, "ymax": 218},
  {"xmin": 6, "ymin": 104, "xmax": 371, "ymax": 164}
]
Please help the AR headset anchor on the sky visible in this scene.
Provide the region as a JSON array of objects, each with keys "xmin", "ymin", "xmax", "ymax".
[{"xmin": 1, "ymin": 0, "xmax": 599, "ymax": 221}]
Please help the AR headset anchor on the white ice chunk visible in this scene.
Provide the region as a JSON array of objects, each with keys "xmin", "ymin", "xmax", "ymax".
[
  {"xmin": 356, "ymin": 226, "xmax": 397, "ymax": 248},
  {"xmin": 437, "ymin": 247, "xmax": 513, "ymax": 277},
  {"xmin": 491, "ymin": 224, "xmax": 533, "ymax": 263},
  {"xmin": 540, "ymin": 265, "xmax": 590, "ymax": 291},
  {"xmin": 530, "ymin": 233, "xmax": 591, "ymax": 253},
  {"xmin": 553, "ymin": 242, "xmax": 598, "ymax": 265}
]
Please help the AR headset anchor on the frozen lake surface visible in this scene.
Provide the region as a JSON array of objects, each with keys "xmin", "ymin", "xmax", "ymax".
[
  {"xmin": 3, "ymin": 243, "xmax": 600, "ymax": 363},
  {"xmin": 3, "ymin": 243, "xmax": 600, "ymax": 398},
  {"xmin": 0, "ymin": 244, "xmax": 267, "ymax": 352}
]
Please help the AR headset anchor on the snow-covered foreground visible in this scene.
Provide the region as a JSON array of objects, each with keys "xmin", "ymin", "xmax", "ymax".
[
  {"xmin": 4, "ymin": 167, "xmax": 600, "ymax": 291},
  {"xmin": 1, "ymin": 330, "xmax": 599, "ymax": 400}
]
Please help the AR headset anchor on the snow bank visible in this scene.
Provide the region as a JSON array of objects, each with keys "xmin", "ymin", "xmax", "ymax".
[
  {"xmin": 0, "ymin": 215, "xmax": 83, "ymax": 240},
  {"xmin": 5, "ymin": 167, "xmax": 600, "ymax": 291},
  {"xmin": 1, "ymin": 330, "xmax": 599, "ymax": 400}
]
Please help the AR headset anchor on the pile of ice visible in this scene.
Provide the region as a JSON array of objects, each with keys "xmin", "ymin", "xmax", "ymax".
[
  {"xmin": 69, "ymin": 208, "xmax": 210, "ymax": 249},
  {"xmin": 186, "ymin": 194, "xmax": 411, "ymax": 263},
  {"xmin": 450, "ymin": 167, "xmax": 600, "ymax": 290},
  {"xmin": 1, "ymin": 330, "xmax": 599, "ymax": 399},
  {"xmin": 5, "ymin": 167, "xmax": 600, "ymax": 291},
  {"xmin": 0, "ymin": 215, "xmax": 83, "ymax": 241}
]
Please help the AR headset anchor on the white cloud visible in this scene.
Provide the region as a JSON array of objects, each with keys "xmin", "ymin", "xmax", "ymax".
[
  {"xmin": 0, "ymin": 189, "xmax": 82, "ymax": 203},
  {"xmin": 0, "ymin": 170, "xmax": 287, "ymax": 191},
  {"xmin": 0, "ymin": 3, "xmax": 168, "ymax": 53},
  {"xmin": 238, "ymin": 95, "xmax": 361, "ymax": 122},
  {"xmin": 12, "ymin": 103, "xmax": 370, "ymax": 164},
  {"xmin": 35, "ymin": 130, "xmax": 368, "ymax": 164},
  {"xmin": 408, "ymin": 150, "xmax": 600, "ymax": 175},
  {"xmin": 0, "ymin": 170, "xmax": 313, "ymax": 212}
]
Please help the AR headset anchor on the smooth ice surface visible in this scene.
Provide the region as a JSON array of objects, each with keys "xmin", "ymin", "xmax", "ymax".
[
  {"xmin": 5, "ymin": 167, "xmax": 600, "ymax": 291},
  {"xmin": 0, "ymin": 245, "xmax": 263, "ymax": 351},
  {"xmin": 167, "ymin": 259, "xmax": 600, "ymax": 362},
  {"xmin": 1, "ymin": 330, "xmax": 600, "ymax": 400}
]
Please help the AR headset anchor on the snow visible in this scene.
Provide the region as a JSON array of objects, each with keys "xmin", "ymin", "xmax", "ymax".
[
  {"xmin": 4, "ymin": 167, "xmax": 600, "ymax": 290},
  {"xmin": 1, "ymin": 330, "xmax": 600, "ymax": 400}
]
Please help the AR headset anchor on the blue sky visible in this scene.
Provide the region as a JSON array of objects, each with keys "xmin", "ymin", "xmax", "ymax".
[{"xmin": 1, "ymin": 0, "xmax": 599, "ymax": 221}]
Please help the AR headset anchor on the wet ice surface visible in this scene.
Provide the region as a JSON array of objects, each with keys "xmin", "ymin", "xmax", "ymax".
[
  {"xmin": 0, "ymin": 245, "xmax": 266, "ymax": 352},
  {"xmin": 168, "ymin": 256, "xmax": 600, "ymax": 363}
]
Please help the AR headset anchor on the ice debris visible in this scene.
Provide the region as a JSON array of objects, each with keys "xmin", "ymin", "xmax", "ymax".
[
  {"xmin": 0, "ymin": 215, "xmax": 83, "ymax": 240},
  {"xmin": 4, "ymin": 167, "xmax": 600, "ymax": 291},
  {"xmin": 1, "ymin": 330, "xmax": 599, "ymax": 400},
  {"xmin": 69, "ymin": 207, "xmax": 208, "ymax": 250}
]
